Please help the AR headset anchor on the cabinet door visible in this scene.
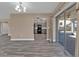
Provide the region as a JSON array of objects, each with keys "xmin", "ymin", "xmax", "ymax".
[
  {"xmin": 59, "ymin": 31, "xmax": 65, "ymax": 46},
  {"xmin": 66, "ymin": 36, "xmax": 75, "ymax": 56}
]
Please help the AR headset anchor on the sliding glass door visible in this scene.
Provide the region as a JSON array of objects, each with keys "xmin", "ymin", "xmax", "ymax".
[
  {"xmin": 56, "ymin": 3, "xmax": 77, "ymax": 56},
  {"xmin": 56, "ymin": 13, "xmax": 65, "ymax": 46},
  {"xmin": 64, "ymin": 4, "xmax": 76, "ymax": 56}
]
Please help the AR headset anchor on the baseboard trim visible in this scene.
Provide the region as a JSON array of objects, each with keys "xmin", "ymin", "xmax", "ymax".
[
  {"xmin": 11, "ymin": 39, "xmax": 34, "ymax": 41},
  {"xmin": 47, "ymin": 39, "xmax": 50, "ymax": 40}
]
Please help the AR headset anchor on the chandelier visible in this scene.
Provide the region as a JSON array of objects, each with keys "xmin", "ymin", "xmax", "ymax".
[{"xmin": 15, "ymin": 2, "xmax": 26, "ymax": 12}]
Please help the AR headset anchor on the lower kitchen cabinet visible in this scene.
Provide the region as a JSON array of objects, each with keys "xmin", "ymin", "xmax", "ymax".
[{"xmin": 65, "ymin": 34, "xmax": 75, "ymax": 56}]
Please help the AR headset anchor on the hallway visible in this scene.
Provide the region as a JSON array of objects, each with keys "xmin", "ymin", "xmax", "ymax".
[{"xmin": 0, "ymin": 34, "xmax": 68, "ymax": 57}]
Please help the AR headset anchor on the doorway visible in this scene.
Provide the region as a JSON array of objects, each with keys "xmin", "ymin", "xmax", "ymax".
[{"xmin": 34, "ymin": 16, "xmax": 47, "ymax": 41}]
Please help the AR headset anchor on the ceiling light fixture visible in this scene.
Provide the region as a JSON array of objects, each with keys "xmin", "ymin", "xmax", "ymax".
[{"xmin": 15, "ymin": 2, "xmax": 26, "ymax": 12}]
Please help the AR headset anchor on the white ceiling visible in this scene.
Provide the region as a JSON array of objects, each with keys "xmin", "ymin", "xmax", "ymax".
[{"xmin": 0, "ymin": 2, "xmax": 59, "ymax": 19}]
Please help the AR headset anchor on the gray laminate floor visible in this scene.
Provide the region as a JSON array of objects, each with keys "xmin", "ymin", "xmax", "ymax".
[{"xmin": 0, "ymin": 34, "xmax": 68, "ymax": 57}]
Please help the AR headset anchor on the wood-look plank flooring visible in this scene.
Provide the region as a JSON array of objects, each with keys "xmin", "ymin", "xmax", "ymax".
[{"xmin": 0, "ymin": 34, "xmax": 68, "ymax": 57}]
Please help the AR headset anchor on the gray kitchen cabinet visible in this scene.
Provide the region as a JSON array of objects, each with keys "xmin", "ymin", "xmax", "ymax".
[{"xmin": 65, "ymin": 34, "xmax": 75, "ymax": 56}]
